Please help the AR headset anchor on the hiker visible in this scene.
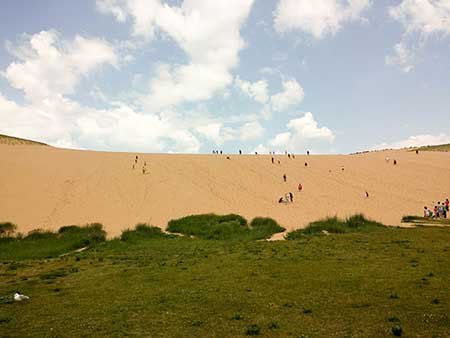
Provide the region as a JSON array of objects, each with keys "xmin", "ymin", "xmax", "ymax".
[
  {"xmin": 292, "ymin": 154, "xmax": 295, "ymax": 159},
  {"xmin": 416, "ymin": 150, "xmax": 419, "ymax": 155},
  {"xmin": 438, "ymin": 202, "xmax": 444, "ymax": 218},
  {"xmin": 278, "ymin": 160, "xmax": 281, "ymax": 164},
  {"xmin": 365, "ymin": 191, "xmax": 369, "ymax": 198},
  {"xmin": 278, "ymin": 197, "xmax": 284, "ymax": 203},
  {"xmin": 424, "ymin": 206, "xmax": 429, "ymax": 218},
  {"xmin": 304, "ymin": 162, "xmax": 308, "ymax": 167},
  {"xmin": 393, "ymin": 159, "xmax": 397, "ymax": 165},
  {"xmin": 283, "ymin": 174, "xmax": 287, "ymax": 182},
  {"xmin": 255, "ymin": 151, "xmax": 258, "ymax": 155},
  {"xmin": 307, "ymin": 150, "xmax": 310, "ymax": 156},
  {"xmin": 298, "ymin": 183, "xmax": 302, "ymax": 191},
  {"xmin": 220, "ymin": 150, "xmax": 223, "ymax": 155},
  {"xmin": 289, "ymin": 192, "xmax": 293, "ymax": 202},
  {"xmin": 445, "ymin": 198, "xmax": 449, "ymax": 211},
  {"xmin": 443, "ymin": 205, "xmax": 448, "ymax": 219},
  {"xmin": 142, "ymin": 166, "xmax": 146, "ymax": 174},
  {"xmin": 271, "ymin": 157, "xmax": 274, "ymax": 164},
  {"xmin": 288, "ymin": 154, "xmax": 291, "ymax": 159},
  {"xmin": 434, "ymin": 205, "xmax": 439, "ymax": 218},
  {"xmin": 239, "ymin": 149, "xmax": 242, "ymax": 155},
  {"xmin": 135, "ymin": 155, "xmax": 138, "ymax": 164}
]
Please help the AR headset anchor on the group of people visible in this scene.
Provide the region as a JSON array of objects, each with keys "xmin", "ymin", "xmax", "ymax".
[
  {"xmin": 132, "ymin": 155, "xmax": 148, "ymax": 174},
  {"xmin": 424, "ymin": 199, "xmax": 449, "ymax": 219}
]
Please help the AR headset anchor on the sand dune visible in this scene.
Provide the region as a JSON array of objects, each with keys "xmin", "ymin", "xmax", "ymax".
[{"xmin": 0, "ymin": 144, "xmax": 449, "ymax": 236}]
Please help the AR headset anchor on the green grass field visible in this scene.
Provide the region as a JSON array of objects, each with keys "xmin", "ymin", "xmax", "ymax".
[
  {"xmin": 402, "ymin": 215, "xmax": 450, "ymax": 226},
  {"xmin": 1, "ymin": 215, "xmax": 450, "ymax": 337}
]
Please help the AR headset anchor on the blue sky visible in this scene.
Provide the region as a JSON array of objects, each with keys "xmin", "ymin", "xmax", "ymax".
[{"xmin": 1, "ymin": 0, "xmax": 449, "ymax": 154}]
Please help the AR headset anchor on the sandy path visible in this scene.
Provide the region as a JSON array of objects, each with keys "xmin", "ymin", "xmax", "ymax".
[{"xmin": 0, "ymin": 145, "xmax": 449, "ymax": 236}]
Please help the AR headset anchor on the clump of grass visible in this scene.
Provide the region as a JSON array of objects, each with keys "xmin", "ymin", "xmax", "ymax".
[
  {"xmin": 286, "ymin": 214, "xmax": 385, "ymax": 239},
  {"xmin": 231, "ymin": 313, "xmax": 242, "ymax": 320},
  {"xmin": 392, "ymin": 325, "xmax": 403, "ymax": 336},
  {"xmin": 246, "ymin": 324, "xmax": 261, "ymax": 336},
  {"xmin": 0, "ymin": 223, "xmax": 106, "ymax": 260},
  {"xmin": 401, "ymin": 215, "xmax": 450, "ymax": 225},
  {"xmin": 121, "ymin": 223, "xmax": 171, "ymax": 242},
  {"xmin": 167, "ymin": 214, "xmax": 283, "ymax": 241},
  {"xmin": 0, "ymin": 222, "xmax": 17, "ymax": 237}
]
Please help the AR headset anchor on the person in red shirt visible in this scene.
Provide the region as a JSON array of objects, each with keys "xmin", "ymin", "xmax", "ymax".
[
  {"xmin": 298, "ymin": 183, "xmax": 303, "ymax": 191},
  {"xmin": 445, "ymin": 198, "xmax": 449, "ymax": 212}
]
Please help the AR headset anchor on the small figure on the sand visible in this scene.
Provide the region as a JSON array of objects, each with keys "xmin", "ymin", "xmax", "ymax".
[
  {"xmin": 135, "ymin": 155, "xmax": 138, "ymax": 164},
  {"xmin": 226, "ymin": 156, "xmax": 230, "ymax": 160},
  {"xmin": 445, "ymin": 198, "xmax": 449, "ymax": 212},
  {"xmin": 365, "ymin": 191, "xmax": 369, "ymax": 198},
  {"xmin": 285, "ymin": 150, "xmax": 288, "ymax": 155},
  {"xmin": 304, "ymin": 162, "xmax": 308, "ymax": 167},
  {"xmin": 255, "ymin": 151, "xmax": 258, "ymax": 155},
  {"xmin": 434, "ymin": 205, "xmax": 439, "ymax": 218},
  {"xmin": 341, "ymin": 166, "xmax": 345, "ymax": 172},
  {"xmin": 289, "ymin": 192, "xmax": 293, "ymax": 202},
  {"xmin": 278, "ymin": 197, "xmax": 284, "ymax": 203},
  {"xmin": 416, "ymin": 149, "xmax": 419, "ymax": 155},
  {"xmin": 220, "ymin": 150, "xmax": 223, "ymax": 155},
  {"xmin": 424, "ymin": 206, "xmax": 430, "ymax": 218},
  {"xmin": 393, "ymin": 159, "xmax": 397, "ymax": 165},
  {"xmin": 292, "ymin": 154, "xmax": 295, "ymax": 159},
  {"xmin": 283, "ymin": 174, "xmax": 287, "ymax": 182},
  {"xmin": 271, "ymin": 157, "xmax": 274, "ymax": 164},
  {"xmin": 307, "ymin": 150, "xmax": 310, "ymax": 156},
  {"xmin": 278, "ymin": 160, "xmax": 281, "ymax": 165},
  {"xmin": 142, "ymin": 167, "xmax": 146, "ymax": 174},
  {"xmin": 385, "ymin": 156, "xmax": 390, "ymax": 163},
  {"xmin": 132, "ymin": 164, "xmax": 135, "ymax": 170},
  {"xmin": 298, "ymin": 183, "xmax": 303, "ymax": 191},
  {"xmin": 239, "ymin": 150, "xmax": 242, "ymax": 155},
  {"xmin": 288, "ymin": 153, "xmax": 291, "ymax": 159}
]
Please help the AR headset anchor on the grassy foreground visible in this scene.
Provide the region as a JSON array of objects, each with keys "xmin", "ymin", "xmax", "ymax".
[{"xmin": 1, "ymin": 217, "xmax": 450, "ymax": 337}]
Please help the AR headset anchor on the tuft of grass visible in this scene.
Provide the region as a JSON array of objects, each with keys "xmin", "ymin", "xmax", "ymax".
[
  {"xmin": 0, "ymin": 223, "xmax": 106, "ymax": 260},
  {"xmin": 286, "ymin": 214, "xmax": 385, "ymax": 239},
  {"xmin": 121, "ymin": 223, "xmax": 171, "ymax": 242},
  {"xmin": 246, "ymin": 324, "xmax": 261, "ymax": 336},
  {"xmin": 167, "ymin": 214, "xmax": 283, "ymax": 241}
]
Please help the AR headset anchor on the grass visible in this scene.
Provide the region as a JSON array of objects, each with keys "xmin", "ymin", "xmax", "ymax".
[
  {"xmin": 1, "ymin": 215, "xmax": 450, "ymax": 337},
  {"xmin": 0, "ymin": 222, "xmax": 17, "ymax": 237},
  {"xmin": 167, "ymin": 214, "xmax": 285, "ymax": 240},
  {"xmin": 402, "ymin": 215, "xmax": 450, "ymax": 225},
  {"xmin": 0, "ymin": 133, "xmax": 48, "ymax": 146},
  {"xmin": 0, "ymin": 223, "xmax": 106, "ymax": 260},
  {"xmin": 415, "ymin": 143, "xmax": 450, "ymax": 152},
  {"xmin": 286, "ymin": 214, "xmax": 385, "ymax": 239},
  {"xmin": 120, "ymin": 223, "xmax": 172, "ymax": 242}
]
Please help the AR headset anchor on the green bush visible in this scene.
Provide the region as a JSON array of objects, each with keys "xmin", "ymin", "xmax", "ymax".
[
  {"xmin": 167, "ymin": 214, "xmax": 283, "ymax": 241},
  {"xmin": 0, "ymin": 222, "xmax": 17, "ymax": 237},
  {"xmin": 286, "ymin": 214, "xmax": 385, "ymax": 239},
  {"xmin": 121, "ymin": 223, "xmax": 170, "ymax": 242}
]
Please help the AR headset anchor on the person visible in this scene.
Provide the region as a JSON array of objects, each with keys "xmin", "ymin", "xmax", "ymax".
[
  {"xmin": 292, "ymin": 154, "xmax": 295, "ymax": 158},
  {"xmin": 365, "ymin": 191, "xmax": 369, "ymax": 198},
  {"xmin": 307, "ymin": 150, "xmax": 310, "ymax": 156},
  {"xmin": 416, "ymin": 149, "xmax": 419, "ymax": 155},
  {"xmin": 283, "ymin": 174, "xmax": 287, "ymax": 182},
  {"xmin": 142, "ymin": 166, "xmax": 146, "ymax": 174},
  {"xmin": 239, "ymin": 149, "xmax": 242, "ymax": 155},
  {"xmin": 393, "ymin": 159, "xmax": 397, "ymax": 165},
  {"xmin": 278, "ymin": 197, "xmax": 284, "ymax": 203},
  {"xmin": 424, "ymin": 206, "xmax": 429, "ymax": 218},
  {"xmin": 434, "ymin": 205, "xmax": 439, "ymax": 218},
  {"xmin": 304, "ymin": 162, "xmax": 308, "ymax": 167},
  {"xmin": 438, "ymin": 202, "xmax": 443, "ymax": 218},
  {"xmin": 135, "ymin": 155, "xmax": 138, "ymax": 164},
  {"xmin": 443, "ymin": 205, "xmax": 447, "ymax": 219},
  {"xmin": 278, "ymin": 160, "xmax": 280, "ymax": 164},
  {"xmin": 288, "ymin": 154, "xmax": 291, "ymax": 159},
  {"xmin": 289, "ymin": 192, "xmax": 293, "ymax": 202},
  {"xmin": 298, "ymin": 183, "xmax": 302, "ymax": 191},
  {"xmin": 271, "ymin": 157, "xmax": 274, "ymax": 164},
  {"xmin": 445, "ymin": 198, "xmax": 449, "ymax": 212},
  {"xmin": 255, "ymin": 151, "xmax": 258, "ymax": 155},
  {"xmin": 220, "ymin": 150, "xmax": 223, "ymax": 155}
]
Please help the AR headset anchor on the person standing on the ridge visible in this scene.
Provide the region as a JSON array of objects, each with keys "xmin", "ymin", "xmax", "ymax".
[
  {"xmin": 272, "ymin": 157, "xmax": 274, "ymax": 164},
  {"xmin": 307, "ymin": 150, "xmax": 310, "ymax": 156}
]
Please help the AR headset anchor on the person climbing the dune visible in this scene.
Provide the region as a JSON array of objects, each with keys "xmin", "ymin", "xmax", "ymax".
[
  {"xmin": 272, "ymin": 157, "xmax": 274, "ymax": 164},
  {"xmin": 298, "ymin": 183, "xmax": 302, "ymax": 191},
  {"xmin": 289, "ymin": 192, "xmax": 293, "ymax": 202},
  {"xmin": 283, "ymin": 174, "xmax": 287, "ymax": 182}
]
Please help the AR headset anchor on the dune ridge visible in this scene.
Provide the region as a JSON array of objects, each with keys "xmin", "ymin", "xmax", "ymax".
[{"xmin": 1, "ymin": 144, "xmax": 449, "ymax": 236}]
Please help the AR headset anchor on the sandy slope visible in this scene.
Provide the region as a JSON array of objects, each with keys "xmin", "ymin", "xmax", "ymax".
[{"xmin": 0, "ymin": 144, "xmax": 449, "ymax": 236}]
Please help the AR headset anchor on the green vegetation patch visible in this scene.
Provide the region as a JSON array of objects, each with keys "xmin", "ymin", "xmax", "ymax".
[
  {"xmin": 167, "ymin": 214, "xmax": 284, "ymax": 240},
  {"xmin": 120, "ymin": 223, "xmax": 172, "ymax": 242},
  {"xmin": 0, "ymin": 223, "xmax": 106, "ymax": 260},
  {"xmin": 286, "ymin": 214, "xmax": 385, "ymax": 239},
  {"xmin": 415, "ymin": 143, "xmax": 450, "ymax": 152},
  {"xmin": 0, "ymin": 222, "xmax": 17, "ymax": 237},
  {"xmin": 402, "ymin": 216, "xmax": 450, "ymax": 226}
]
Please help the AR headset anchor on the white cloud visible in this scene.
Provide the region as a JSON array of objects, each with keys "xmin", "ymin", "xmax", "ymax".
[
  {"xmin": 387, "ymin": 0, "xmax": 450, "ymax": 71},
  {"xmin": 98, "ymin": 0, "xmax": 255, "ymax": 112},
  {"xmin": 235, "ymin": 76, "xmax": 269, "ymax": 104},
  {"xmin": 268, "ymin": 112, "xmax": 334, "ymax": 152},
  {"xmin": 239, "ymin": 121, "xmax": 265, "ymax": 141},
  {"xmin": 195, "ymin": 122, "xmax": 235, "ymax": 146},
  {"xmin": 274, "ymin": 0, "xmax": 372, "ymax": 39},
  {"xmin": 372, "ymin": 133, "xmax": 450, "ymax": 150},
  {"xmin": 270, "ymin": 79, "xmax": 305, "ymax": 112},
  {"xmin": 3, "ymin": 30, "xmax": 117, "ymax": 102}
]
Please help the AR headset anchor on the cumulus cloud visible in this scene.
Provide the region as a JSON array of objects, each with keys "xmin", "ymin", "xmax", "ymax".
[
  {"xmin": 239, "ymin": 121, "xmax": 265, "ymax": 141},
  {"xmin": 235, "ymin": 76, "xmax": 269, "ymax": 104},
  {"xmin": 270, "ymin": 79, "xmax": 305, "ymax": 112},
  {"xmin": 274, "ymin": 0, "xmax": 371, "ymax": 39},
  {"xmin": 372, "ymin": 133, "xmax": 450, "ymax": 150},
  {"xmin": 3, "ymin": 30, "xmax": 117, "ymax": 102},
  {"xmin": 97, "ymin": 0, "xmax": 255, "ymax": 112},
  {"xmin": 194, "ymin": 122, "xmax": 235, "ymax": 146},
  {"xmin": 268, "ymin": 112, "xmax": 334, "ymax": 152},
  {"xmin": 387, "ymin": 0, "xmax": 450, "ymax": 71}
]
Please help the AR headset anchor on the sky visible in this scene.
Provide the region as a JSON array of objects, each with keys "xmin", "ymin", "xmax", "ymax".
[{"xmin": 0, "ymin": 0, "xmax": 449, "ymax": 154}]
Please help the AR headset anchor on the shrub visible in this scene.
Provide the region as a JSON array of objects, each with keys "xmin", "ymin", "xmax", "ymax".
[
  {"xmin": 246, "ymin": 324, "xmax": 261, "ymax": 336},
  {"xmin": 0, "ymin": 222, "xmax": 17, "ymax": 237},
  {"xmin": 249, "ymin": 217, "xmax": 285, "ymax": 240},
  {"xmin": 286, "ymin": 214, "xmax": 385, "ymax": 239},
  {"xmin": 121, "ymin": 223, "xmax": 169, "ymax": 241}
]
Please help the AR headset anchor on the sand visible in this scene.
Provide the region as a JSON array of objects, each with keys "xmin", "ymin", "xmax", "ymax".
[{"xmin": 0, "ymin": 144, "xmax": 449, "ymax": 237}]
